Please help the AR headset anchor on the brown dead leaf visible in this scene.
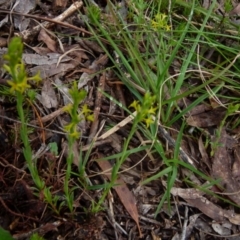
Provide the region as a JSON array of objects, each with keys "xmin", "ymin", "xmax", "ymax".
[
  {"xmin": 96, "ymin": 155, "xmax": 143, "ymax": 238},
  {"xmin": 186, "ymin": 107, "xmax": 226, "ymax": 127},
  {"xmin": 212, "ymin": 128, "xmax": 240, "ymax": 205},
  {"xmin": 13, "ymin": 0, "xmax": 36, "ymax": 31},
  {"xmin": 188, "ymin": 103, "xmax": 212, "ymax": 116},
  {"xmin": 41, "ymin": 79, "xmax": 58, "ymax": 109},
  {"xmin": 63, "ymin": 44, "xmax": 89, "ymax": 59},
  {"xmin": 31, "ymin": 47, "xmax": 52, "ymax": 55},
  {"xmin": 171, "ymin": 187, "xmax": 240, "ymax": 225},
  {"xmin": 178, "ymin": 96, "xmax": 211, "ymax": 116},
  {"xmin": 30, "ymin": 62, "xmax": 75, "ymax": 79},
  {"xmin": 38, "ymin": 29, "xmax": 57, "ymax": 52},
  {"xmin": 23, "ymin": 53, "xmax": 71, "ymax": 65}
]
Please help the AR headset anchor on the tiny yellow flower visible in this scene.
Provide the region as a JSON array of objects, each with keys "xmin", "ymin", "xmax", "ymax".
[
  {"xmin": 63, "ymin": 104, "xmax": 73, "ymax": 113},
  {"xmin": 87, "ymin": 114, "xmax": 94, "ymax": 122},
  {"xmin": 69, "ymin": 130, "xmax": 80, "ymax": 140},
  {"xmin": 148, "ymin": 106, "xmax": 157, "ymax": 115},
  {"xmin": 64, "ymin": 123, "xmax": 80, "ymax": 140},
  {"xmin": 129, "ymin": 100, "xmax": 142, "ymax": 113},
  {"xmin": 7, "ymin": 79, "xmax": 31, "ymax": 93},
  {"xmin": 144, "ymin": 117, "xmax": 154, "ymax": 128},
  {"xmin": 129, "ymin": 100, "xmax": 139, "ymax": 110},
  {"xmin": 151, "ymin": 13, "xmax": 170, "ymax": 31},
  {"xmin": 28, "ymin": 71, "xmax": 42, "ymax": 82},
  {"xmin": 82, "ymin": 104, "xmax": 92, "ymax": 115},
  {"xmin": 165, "ymin": 25, "xmax": 171, "ymax": 31},
  {"xmin": 64, "ymin": 122, "xmax": 74, "ymax": 132}
]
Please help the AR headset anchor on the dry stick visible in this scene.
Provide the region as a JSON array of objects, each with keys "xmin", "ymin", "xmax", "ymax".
[
  {"xmin": 30, "ymin": 107, "xmax": 64, "ymax": 125},
  {"xmin": 97, "ymin": 111, "xmax": 136, "ymax": 140},
  {"xmin": 180, "ymin": 206, "xmax": 188, "ymax": 240},
  {"xmin": 18, "ymin": 1, "xmax": 83, "ymax": 42}
]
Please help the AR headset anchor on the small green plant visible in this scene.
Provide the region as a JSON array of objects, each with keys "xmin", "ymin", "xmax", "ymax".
[
  {"xmin": 4, "ymin": 37, "xmax": 60, "ymax": 213},
  {"xmin": 92, "ymin": 92, "xmax": 157, "ymax": 211},
  {"xmin": 3, "ymin": 37, "xmax": 42, "ymax": 188},
  {"xmin": 63, "ymin": 81, "xmax": 93, "ymax": 212}
]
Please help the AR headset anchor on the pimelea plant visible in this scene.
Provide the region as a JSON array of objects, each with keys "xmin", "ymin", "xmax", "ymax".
[
  {"xmin": 129, "ymin": 92, "xmax": 157, "ymax": 128},
  {"xmin": 63, "ymin": 81, "xmax": 93, "ymax": 212},
  {"xmin": 4, "ymin": 37, "xmax": 61, "ymax": 213},
  {"xmin": 92, "ymin": 92, "xmax": 158, "ymax": 212},
  {"xmin": 4, "ymin": 37, "xmax": 43, "ymax": 188}
]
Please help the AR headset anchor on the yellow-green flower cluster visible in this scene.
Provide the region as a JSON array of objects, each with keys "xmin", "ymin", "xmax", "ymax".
[
  {"xmin": 151, "ymin": 13, "xmax": 171, "ymax": 31},
  {"xmin": 63, "ymin": 104, "xmax": 82, "ymax": 140},
  {"xmin": 129, "ymin": 92, "xmax": 157, "ymax": 128},
  {"xmin": 4, "ymin": 37, "xmax": 41, "ymax": 94},
  {"xmin": 63, "ymin": 82, "xmax": 94, "ymax": 140}
]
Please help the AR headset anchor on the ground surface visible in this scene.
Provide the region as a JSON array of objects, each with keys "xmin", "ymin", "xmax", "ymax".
[{"xmin": 1, "ymin": 0, "xmax": 240, "ymax": 240}]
